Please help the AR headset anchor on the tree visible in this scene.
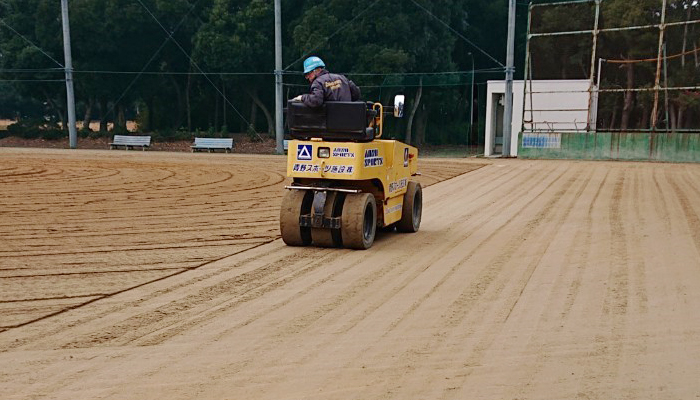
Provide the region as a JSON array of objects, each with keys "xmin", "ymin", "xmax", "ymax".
[
  {"xmin": 0, "ymin": 0, "xmax": 529, "ymax": 145},
  {"xmin": 194, "ymin": 0, "xmax": 275, "ymax": 135}
]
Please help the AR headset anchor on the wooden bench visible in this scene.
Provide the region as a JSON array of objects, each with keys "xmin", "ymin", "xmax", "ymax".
[
  {"xmin": 191, "ymin": 137, "xmax": 234, "ymax": 153},
  {"xmin": 110, "ymin": 135, "xmax": 151, "ymax": 150}
]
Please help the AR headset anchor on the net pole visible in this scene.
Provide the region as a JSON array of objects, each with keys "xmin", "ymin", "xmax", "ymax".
[
  {"xmin": 587, "ymin": 0, "xmax": 601, "ymax": 131},
  {"xmin": 522, "ymin": 3, "xmax": 533, "ymax": 134},
  {"xmin": 651, "ymin": 0, "xmax": 668, "ymax": 130}
]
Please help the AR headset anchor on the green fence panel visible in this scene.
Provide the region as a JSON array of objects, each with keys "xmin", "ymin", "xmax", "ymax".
[{"xmin": 519, "ymin": 131, "xmax": 700, "ymax": 163}]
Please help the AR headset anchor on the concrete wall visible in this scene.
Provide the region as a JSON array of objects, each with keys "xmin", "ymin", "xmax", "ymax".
[
  {"xmin": 518, "ymin": 131, "xmax": 700, "ymax": 163},
  {"xmin": 485, "ymin": 80, "xmax": 593, "ymax": 157}
]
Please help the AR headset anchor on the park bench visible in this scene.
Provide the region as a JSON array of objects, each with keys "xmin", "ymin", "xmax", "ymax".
[
  {"xmin": 191, "ymin": 137, "xmax": 235, "ymax": 153},
  {"xmin": 110, "ymin": 135, "xmax": 151, "ymax": 150}
]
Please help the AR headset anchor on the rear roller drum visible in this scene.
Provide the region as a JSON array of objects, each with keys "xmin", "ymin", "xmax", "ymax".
[
  {"xmin": 396, "ymin": 181, "xmax": 422, "ymax": 233},
  {"xmin": 341, "ymin": 193, "xmax": 377, "ymax": 250},
  {"xmin": 280, "ymin": 190, "xmax": 312, "ymax": 246},
  {"xmin": 311, "ymin": 192, "xmax": 344, "ymax": 247}
]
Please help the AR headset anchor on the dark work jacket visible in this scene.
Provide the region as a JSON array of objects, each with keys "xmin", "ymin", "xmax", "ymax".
[{"xmin": 301, "ymin": 69, "xmax": 361, "ymax": 108}]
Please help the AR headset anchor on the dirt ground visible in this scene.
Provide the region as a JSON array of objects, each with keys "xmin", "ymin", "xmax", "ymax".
[{"xmin": 1, "ymin": 148, "xmax": 699, "ymax": 399}]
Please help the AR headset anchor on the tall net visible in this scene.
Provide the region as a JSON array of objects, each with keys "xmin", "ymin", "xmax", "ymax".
[{"xmin": 526, "ymin": 0, "xmax": 700, "ymax": 133}]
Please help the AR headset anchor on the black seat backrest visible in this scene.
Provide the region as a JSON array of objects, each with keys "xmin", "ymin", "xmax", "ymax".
[{"xmin": 287, "ymin": 101, "xmax": 377, "ymax": 142}]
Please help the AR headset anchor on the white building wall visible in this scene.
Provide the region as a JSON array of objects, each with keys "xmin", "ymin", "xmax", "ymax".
[{"xmin": 484, "ymin": 80, "xmax": 594, "ymax": 157}]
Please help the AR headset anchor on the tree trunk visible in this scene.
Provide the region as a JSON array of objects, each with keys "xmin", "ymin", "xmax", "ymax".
[
  {"xmin": 214, "ymin": 89, "xmax": 219, "ymax": 132},
  {"xmin": 146, "ymin": 97, "xmax": 154, "ymax": 132},
  {"xmin": 247, "ymin": 87, "xmax": 274, "ymax": 136},
  {"xmin": 405, "ymin": 77, "xmax": 423, "ymax": 145},
  {"xmin": 682, "ymin": 6, "xmax": 691, "ymax": 67},
  {"xmin": 640, "ymin": 103, "xmax": 649, "ymax": 130},
  {"xmin": 578, "ymin": 59, "xmax": 588, "ymax": 78},
  {"xmin": 82, "ymin": 97, "xmax": 94, "ymax": 131},
  {"xmin": 186, "ymin": 70, "xmax": 192, "ymax": 133},
  {"xmin": 116, "ymin": 104, "xmax": 126, "ymax": 132},
  {"xmin": 43, "ymin": 90, "xmax": 65, "ymax": 130},
  {"xmin": 415, "ymin": 105, "xmax": 428, "ymax": 146},
  {"xmin": 99, "ymin": 98, "xmax": 108, "ymax": 133},
  {"xmin": 250, "ymin": 100, "xmax": 258, "ymax": 133},
  {"xmin": 669, "ymin": 103, "xmax": 677, "ymax": 131},
  {"xmin": 560, "ymin": 55, "xmax": 568, "ymax": 79},
  {"xmin": 169, "ymin": 75, "xmax": 184, "ymax": 129},
  {"xmin": 686, "ymin": 107, "xmax": 694, "ymax": 129},
  {"xmin": 620, "ymin": 64, "xmax": 634, "ymax": 131},
  {"xmin": 222, "ymin": 78, "xmax": 227, "ymax": 132},
  {"xmin": 609, "ymin": 102, "xmax": 618, "ymax": 130}
]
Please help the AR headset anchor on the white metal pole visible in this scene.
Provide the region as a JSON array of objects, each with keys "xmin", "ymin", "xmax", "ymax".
[
  {"xmin": 60, "ymin": 0, "xmax": 77, "ymax": 149},
  {"xmin": 274, "ymin": 0, "xmax": 284, "ymax": 154},
  {"xmin": 502, "ymin": 0, "xmax": 516, "ymax": 157}
]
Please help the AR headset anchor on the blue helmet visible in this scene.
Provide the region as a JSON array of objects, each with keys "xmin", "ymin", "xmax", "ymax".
[{"xmin": 303, "ymin": 56, "xmax": 325, "ymax": 74}]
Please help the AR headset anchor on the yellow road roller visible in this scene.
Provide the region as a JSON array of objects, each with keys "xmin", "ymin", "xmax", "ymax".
[{"xmin": 280, "ymin": 96, "xmax": 421, "ymax": 249}]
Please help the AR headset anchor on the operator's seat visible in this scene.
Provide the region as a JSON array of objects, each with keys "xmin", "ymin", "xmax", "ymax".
[{"xmin": 287, "ymin": 101, "xmax": 377, "ymax": 142}]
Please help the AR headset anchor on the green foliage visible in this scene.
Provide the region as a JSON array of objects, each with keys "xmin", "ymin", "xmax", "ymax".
[
  {"xmin": 5, "ymin": 119, "xmax": 64, "ymax": 140},
  {"xmin": 78, "ymin": 128, "xmax": 92, "ymax": 139},
  {"xmin": 88, "ymin": 129, "xmax": 111, "ymax": 139},
  {"xmin": 246, "ymin": 124, "xmax": 262, "ymax": 142},
  {"xmin": 13, "ymin": 1, "xmax": 681, "ymax": 144},
  {"xmin": 151, "ymin": 127, "xmax": 191, "ymax": 142}
]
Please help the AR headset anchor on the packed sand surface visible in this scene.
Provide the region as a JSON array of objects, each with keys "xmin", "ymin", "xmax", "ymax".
[{"xmin": 1, "ymin": 148, "xmax": 699, "ymax": 399}]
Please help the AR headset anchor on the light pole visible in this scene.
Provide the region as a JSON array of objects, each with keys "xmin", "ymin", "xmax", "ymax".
[
  {"xmin": 274, "ymin": 0, "xmax": 283, "ymax": 154},
  {"xmin": 503, "ymin": 0, "xmax": 516, "ymax": 157},
  {"xmin": 60, "ymin": 0, "xmax": 77, "ymax": 149}
]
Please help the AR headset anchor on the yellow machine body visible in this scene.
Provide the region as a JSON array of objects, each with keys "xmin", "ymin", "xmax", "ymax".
[
  {"xmin": 287, "ymin": 139, "xmax": 418, "ymax": 226},
  {"xmin": 280, "ymin": 100, "xmax": 422, "ymax": 249}
]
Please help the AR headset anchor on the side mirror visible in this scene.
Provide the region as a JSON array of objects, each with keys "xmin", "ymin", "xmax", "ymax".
[{"xmin": 393, "ymin": 95, "xmax": 405, "ymax": 118}]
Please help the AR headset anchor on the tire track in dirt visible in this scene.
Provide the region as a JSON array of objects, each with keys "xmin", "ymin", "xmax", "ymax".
[
  {"xmin": 0, "ymin": 240, "xmax": 280, "ymax": 349},
  {"xmin": 669, "ymin": 168, "xmax": 700, "ymax": 256},
  {"xmin": 0, "ymin": 246, "xmax": 355, "ymax": 396},
  {"xmin": 0, "ymin": 169, "xmax": 285, "ymax": 206},
  {"xmin": 0, "ymin": 156, "xmax": 290, "ymax": 330},
  {"xmin": 325, "ymin": 164, "xmax": 538, "ymax": 337},
  {"xmin": 116, "ymin": 163, "xmax": 543, "ymax": 399},
  {"xmin": 19, "ymin": 162, "xmax": 508, "ymax": 396},
  {"xmin": 484, "ymin": 164, "xmax": 652, "ymax": 400},
  {"xmin": 558, "ymin": 168, "xmax": 610, "ymax": 322},
  {"xmin": 478, "ymin": 166, "xmax": 610, "ymax": 400},
  {"xmin": 48, "ymin": 163, "xmax": 491, "ymax": 351},
  {"xmin": 4, "ymin": 159, "xmax": 700, "ymax": 400},
  {"xmin": 651, "ymin": 167, "xmax": 673, "ymax": 233},
  {"xmin": 0, "ymin": 149, "xmax": 482, "ymax": 397},
  {"xmin": 0, "ymin": 266, "xmax": 192, "ymax": 279},
  {"xmin": 61, "ymin": 247, "xmax": 346, "ymax": 348},
  {"xmin": 0, "ymin": 167, "xmax": 64, "ymax": 181},
  {"xmin": 175, "ymin": 163, "xmax": 575, "ymax": 399},
  {"xmin": 558, "ymin": 168, "xmax": 627, "ymax": 399},
  {"xmin": 265, "ymin": 162, "xmax": 575, "ymax": 399},
  {"xmin": 364, "ymin": 164, "xmax": 588, "ymax": 399}
]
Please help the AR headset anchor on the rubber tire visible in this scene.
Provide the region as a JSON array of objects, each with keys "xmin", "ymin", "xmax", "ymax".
[
  {"xmin": 311, "ymin": 192, "xmax": 342, "ymax": 247},
  {"xmin": 280, "ymin": 190, "xmax": 312, "ymax": 246},
  {"xmin": 396, "ymin": 181, "xmax": 422, "ymax": 233},
  {"xmin": 341, "ymin": 193, "xmax": 377, "ymax": 250}
]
